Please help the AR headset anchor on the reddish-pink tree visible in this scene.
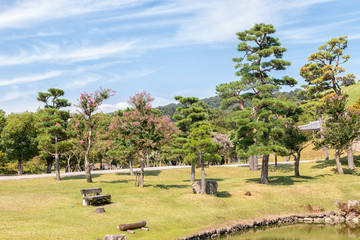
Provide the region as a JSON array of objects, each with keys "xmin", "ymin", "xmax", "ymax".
[
  {"xmin": 212, "ymin": 132, "xmax": 234, "ymax": 164},
  {"xmin": 110, "ymin": 91, "xmax": 177, "ymax": 187},
  {"xmin": 74, "ymin": 88, "xmax": 114, "ymax": 182}
]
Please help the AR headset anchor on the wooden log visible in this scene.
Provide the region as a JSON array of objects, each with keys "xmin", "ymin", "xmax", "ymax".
[
  {"xmin": 119, "ymin": 220, "xmax": 146, "ymax": 231},
  {"xmin": 127, "ymin": 229, "xmax": 135, "ymax": 234},
  {"xmin": 141, "ymin": 227, "xmax": 149, "ymax": 231}
]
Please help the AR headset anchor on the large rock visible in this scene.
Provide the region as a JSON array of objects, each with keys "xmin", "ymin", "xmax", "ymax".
[
  {"xmin": 192, "ymin": 180, "xmax": 218, "ymax": 196},
  {"xmin": 103, "ymin": 235, "xmax": 126, "ymax": 240}
]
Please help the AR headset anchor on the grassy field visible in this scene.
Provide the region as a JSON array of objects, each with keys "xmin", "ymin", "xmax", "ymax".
[
  {"xmin": 1, "ymin": 156, "xmax": 360, "ymax": 240},
  {"xmin": 343, "ymin": 81, "xmax": 360, "ymax": 106}
]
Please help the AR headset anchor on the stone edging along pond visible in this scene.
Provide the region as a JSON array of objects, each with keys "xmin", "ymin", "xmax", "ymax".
[{"xmin": 176, "ymin": 211, "xmax": 355, "ymax": 240}]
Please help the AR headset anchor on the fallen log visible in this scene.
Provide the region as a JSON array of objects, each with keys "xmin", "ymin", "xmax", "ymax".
[{"xmin": 118, "ymin": 221, "xmax": 146, "ymax": 231}]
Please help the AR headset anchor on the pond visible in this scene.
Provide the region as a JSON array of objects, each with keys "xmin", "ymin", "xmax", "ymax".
[{"xmin": 218, "ymin": 224, "xmax": 360, "ymax": 240}]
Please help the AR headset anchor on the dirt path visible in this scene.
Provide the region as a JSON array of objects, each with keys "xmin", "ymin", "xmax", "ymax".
[{"xmin": 0, "ymin": 159, "xmax": 320, "ymax": 181}]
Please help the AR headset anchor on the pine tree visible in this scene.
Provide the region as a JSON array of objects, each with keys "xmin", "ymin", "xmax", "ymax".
[
  {"xmin": 173, "ymin": 96, "xmax": 207, "ymax": 181},
  {"xmin": 231, "ymin": 23, "xmax": 296, "ymax": 184},
  {"xmin": 37, "ymin": 88, "xmax": 71, "ymax": 180},
  {"xmin": 184, "ymin": 122, "xmax": 221, "ymax": 193},
  {"xmin": 300, "ymin": 36, "xmax": 357, "ymax": 162}
]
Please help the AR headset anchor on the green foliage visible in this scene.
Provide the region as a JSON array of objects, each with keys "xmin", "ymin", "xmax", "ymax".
[
  {"xmin": 0, "ymin": 112, "xmax": 38, "ymax": 162},
  {"xmin": 36, "ymin": 89, "xmax": 72, "ymax": 157},
  {"xmin": 300, "ymin": 36, "xmax": 356, "ymax": 97},
  {"xmin": 228, "ymin": 23, "xmax": 297, "ymax": 183},
  {"xmin": 184, "ymin": 123, "xmax": 221, "ymax": 165},
  {"xmin": 317, "ymin": 94, "xmax": 360, "ymax": 155}
]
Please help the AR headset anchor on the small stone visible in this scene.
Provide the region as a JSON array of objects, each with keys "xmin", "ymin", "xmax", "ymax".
[
  {"xmin": 95, "ymin": 208, "xmax": 105, "ymax": 213},
  {"xmin": 324, "ymin": 217, "xmax": 332, "ymax": 223},
  {"xmin": 304, "ymin": 218, "xmax": 313, "ymax": 222},
  {"xmin": 103, "ymin": 235, "xmax": 126, "ymax": 240},
  {"xmin": 314, "ymin": 218, "xmax": 324, "ymax": 223},
  {"xmin": 347, "ymin": 200, "xmax": 360, "ymax": 208}
]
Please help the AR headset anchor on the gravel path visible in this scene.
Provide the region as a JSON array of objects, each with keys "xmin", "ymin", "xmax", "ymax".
[{"xmin": 0, "ymin": 159, "xmax": 321, "ymax": 181}]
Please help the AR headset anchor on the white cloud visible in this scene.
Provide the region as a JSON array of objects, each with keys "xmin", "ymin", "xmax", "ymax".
[
  {"xmin": 0, "ymin": 40, "xmax": 139, "ymax": 66},
  {"xmin": 0, "ymin": 0, "xmax": 151, "ymax": 29},
  {"xmin": 64, "ymin": 75, "xmax": 100, "ymax": 89},
  {"xmin": 99, "ymin": 102, "xmax": 131, "ymax": 113},
  {"xmin": 152, "ymin": 96, "xmax": 176, "ymax": 107},
  {"xmin": 0, "ymin": 71, "xmax": 62, "ymax": 87}
]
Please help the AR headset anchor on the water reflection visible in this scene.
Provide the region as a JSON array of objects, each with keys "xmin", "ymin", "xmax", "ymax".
[{"xmin": 218, "ymin": 223, "xmax": 360, "ymax": 239}]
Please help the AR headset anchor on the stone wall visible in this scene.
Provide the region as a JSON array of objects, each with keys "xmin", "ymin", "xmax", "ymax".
[{"xmin": 176, "ymin": 211, "xmax": 352, "ymax": 240}]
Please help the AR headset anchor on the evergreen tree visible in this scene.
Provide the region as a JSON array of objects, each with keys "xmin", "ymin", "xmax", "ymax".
[
  {"xmin": 184, "ymin": 123, "xmax": 221, "ymax": 193},
  {"xmin": 37, "ymin": 88, "xmax": 71, "ymax": 180},
  {"xmin": 300, "ymin": 36, "xmax": 357, "ymax": 161},
  {"xmin": 173, "ymin": 96, "xmax": 207, "ymax": 181},
  {"xmin": 230, "ymin": 23, "xmax": 296, "ymax": 184}
]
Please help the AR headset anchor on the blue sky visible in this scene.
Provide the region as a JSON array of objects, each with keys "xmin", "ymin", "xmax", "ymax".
[{"xmin": 0, "ymin": 0, "xmax": 359, "ymax": 114}]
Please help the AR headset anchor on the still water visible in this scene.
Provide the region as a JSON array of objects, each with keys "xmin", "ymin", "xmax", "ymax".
[{"xmin": 218, "ymin": 224, "xmax": 360, "ymax": 240}]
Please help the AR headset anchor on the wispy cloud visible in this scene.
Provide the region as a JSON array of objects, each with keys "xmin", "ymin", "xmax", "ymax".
[
  {"xmin": 99, "ymin": 102, "xmax": 131, "ymax": 113},
  {"xmin": 0, "ymin": 40, "xmax": 139, "ymax": 66},
  {"xmin": 0, "ymin": 0, "xmax": 151, "ymax": 29},
  {"xmin": 63, "ymin": 74, "xmax": 101, "ymax": 89},
  {"xmin": 0, "ymin": 71, "xmax": 62, "ymax": 87}
]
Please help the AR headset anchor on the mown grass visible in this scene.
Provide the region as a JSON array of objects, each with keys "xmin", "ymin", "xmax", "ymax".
[
  {"xmin": 343, "ymin": 81, "xmax": 360, "ymax": 106},
  {"xmin": 1, "ymin": 156, "xmax": 360, "ymax": 240}
]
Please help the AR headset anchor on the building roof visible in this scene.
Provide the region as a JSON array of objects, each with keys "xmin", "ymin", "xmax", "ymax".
[{"xmin": 298, "ymin": 121, "xmax": 321, "ymax": 131}]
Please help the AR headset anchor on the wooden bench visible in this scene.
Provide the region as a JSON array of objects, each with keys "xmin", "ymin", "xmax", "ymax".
[{"xmin": 80, "ymin": 188, "xmax": 111, "ymax": 206}]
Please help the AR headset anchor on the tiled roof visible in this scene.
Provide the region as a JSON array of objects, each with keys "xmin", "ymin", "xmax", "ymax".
[{"xmin": 298, "ymin": 121, "xmax": 321, "ymax": 131}]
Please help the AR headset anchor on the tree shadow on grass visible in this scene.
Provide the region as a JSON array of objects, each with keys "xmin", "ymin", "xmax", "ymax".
[
  {"xmin": 153, "ymin": 184, "xmax": 188, "ymax": 190},
  {"xmin": 144, "ymin": 170, "xmax": 161, "ymax": 176},
  {"xmin": 62, "ymin": 174, "xmax": 101, "ymax": 181},
  {"xmin": 246, "ymin": 175, "xmax": 316, "ymax": 185},
  {"xmin": 183, "ymin": 178, "xmax": 224, "ymax": 183},
  {"xmin": 269, "ymin": 165, "xmax": 293, "ymax": 173},
  {"xmin": 115, "ymin": 172, "xmax": 131, "ymax": 176},
  {"xmin": 312, "ymin": 156, "xmax": 360, "ymax": 175},
  {"xmin": 217, "ymin": 191, "xmax": 231, "ymax": 198},
  {"xmin": 98, "ymin": 179, "xmax": 132, "ymax": 184}
]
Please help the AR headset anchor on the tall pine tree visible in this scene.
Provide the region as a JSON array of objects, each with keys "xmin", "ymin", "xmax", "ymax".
[{"xmin": 231, "ymin": 23, "xmax": 296, "ymax": 184}]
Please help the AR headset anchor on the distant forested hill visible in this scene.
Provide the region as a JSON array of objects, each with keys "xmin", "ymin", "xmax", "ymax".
[
  {"xmin": 157, "ymin": 96, "xmax": 221, "ymax": 119},
  {"xmin": 156, "ymin": 89, "xmax": 307, "ymax": 119}
]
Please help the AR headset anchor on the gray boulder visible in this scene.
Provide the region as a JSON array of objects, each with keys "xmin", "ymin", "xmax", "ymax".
[{"xmin": 192, "ymin": 180, "xmax": 218, "ymax": 196}]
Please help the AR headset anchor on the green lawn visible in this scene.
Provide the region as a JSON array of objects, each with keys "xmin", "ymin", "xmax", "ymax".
[
  {"xmin": 1, "ymin": 157, "xmax": 360, "ymax": 240},
  {"xmin": 343, "ymin": 81, "xmax": 360, "ymax": 106}
]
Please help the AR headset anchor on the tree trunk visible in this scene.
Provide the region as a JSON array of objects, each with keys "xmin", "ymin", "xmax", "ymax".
[
  {"xmin": 248, "ymin": 155, "xmax": 254, "ymax": 171},
  {"xmin": 275, "ymin": 155, "xmax": 278, "ymax": 167},
  {"xmin": 200, "ymin": 154, "xmax": 206, "ymax": 194},
  {"xmin": 65, "ymin": 155, "xmax": 71, "ymax": 173},
  {"xmin": 129, "ymin": 155, "xmax": 134, "ymax": 176},
  {"xmin": 140, "ymin": 158, "xmax": 145, "ymax": 188},
  {"xmin": 335, "ymin": 151, "xmax": 344, "ymax": 175},
  {"xmin": 191, "ymin": 162, "xmax": 195, "ymax": 182},
  {"xmin": 284, "ymin": 156, "xmax": 288, "ymax": 162},
  {"xmin": 294, "ymin": 152, "xmax": 300, "ymax": 177},
  {"xmin": 18, "ymin": 158, "xmax": 23, "ymax": 175},
  {"xmin": 253, "ymin": 155, "xmax": 258, "ymax": 171},
  {"xmin": 146, "ymin": 149, "xmax": 150, "ymax": 168},
  {"xmin": 100, "ymin": 158, "xmax": 103, "ymax": 170},
  {"xmin": 55, "ymin": 151, "xmax": 60, "ymax": 181},
  {"xmin": 347, "ymin": 144, "xmax": 355, "ymax": 170},
  {"xmin": 260, "ymin": 154, "xmax": 269, "ymax": 184},
  {"xmin": 85, "ymin": 125, "xmax": 92, "ymax": 183},
  {"xmin": 46, "ymin": 157, "xmax": 53, "ymax": 173},
  {"xmin": 318, "ymin": 112, "xmax": 329, "ymax": 160}
]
